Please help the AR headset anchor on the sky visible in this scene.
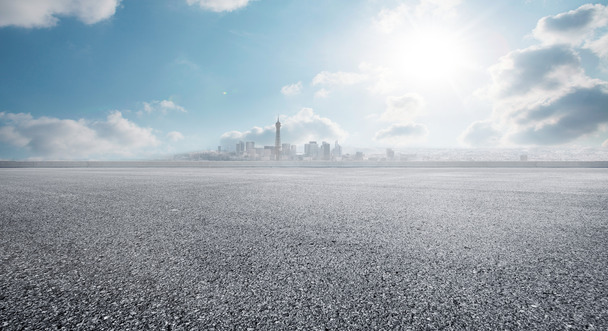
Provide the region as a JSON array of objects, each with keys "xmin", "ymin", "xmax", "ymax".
[{"xmin": 0, "ymin": 0, "xmax": 607, "ymax": 160}]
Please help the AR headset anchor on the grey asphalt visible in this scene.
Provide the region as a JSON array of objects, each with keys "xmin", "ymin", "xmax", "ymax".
[{"xmin": 1, "ymin": 168, "xmax": 607, "ymax": 330}]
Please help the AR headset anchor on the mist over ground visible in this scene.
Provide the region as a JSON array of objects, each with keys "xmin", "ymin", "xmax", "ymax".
[{"xmin": 1, "ymin": 168, "xmax": 607, "ymax": 329}]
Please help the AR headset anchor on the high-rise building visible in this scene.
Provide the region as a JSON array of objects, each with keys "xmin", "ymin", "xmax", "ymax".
[
  {"xmin": 275, "ymin": 117, "xmax": 281, "ymax": 161},
  {"xmin": 282, "ymin": 143, "xmax": 291, "ymax": 158},
  {"xmin": 386, "ymin": 148, "xmax": 395, "ymax": 159},
  {"xmin": 321, "ymin": 141, "xmax": 330, "ymax": 160},
  {"xmin": 332, "ymin": 141, "xmax": 342, "ymax": 158},
  {"xmin": 246, "ymin": 141, "xmax": 256, "ymax": 158},
  {"xmin": 236, "ymin": 141, "xmax": 245, "ymax": 156},
  {"xmin": 305, "ymin": 141, "xmax": 318, "ymax": 159},
  {"xmin": 290, "ymin": 145, "xmax": 297, "ymax": 157}
]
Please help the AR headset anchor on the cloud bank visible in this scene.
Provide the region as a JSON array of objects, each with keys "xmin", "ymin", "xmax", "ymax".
[
  {"xmin": 0, "ymin": 0, "xmax": 121, "ymax": 28},
  {"xmin": 0, "ymin": 111, "xmax": 160, "ymax": 159},
  {"xmin": 186, "ymin": 0, "xmax": 252, "ymax": 12},
  {"xmin": 461, "ymin": 4, "xmax": 608, "ymax": 147},
  {"xmin": 220, "ymin": 108, "xmax": 347, "ymax": 147}
]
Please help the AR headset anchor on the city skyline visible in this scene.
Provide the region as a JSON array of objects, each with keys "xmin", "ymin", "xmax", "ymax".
[{"xmin": 1, "ymin": 1, "xmax": 607, "ymax": 160}]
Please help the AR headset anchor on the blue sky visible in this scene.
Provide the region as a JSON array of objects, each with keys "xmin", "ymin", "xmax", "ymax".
[{"xmin": 0, "ymin": 0, "xmax": 607, "ymax": 160}]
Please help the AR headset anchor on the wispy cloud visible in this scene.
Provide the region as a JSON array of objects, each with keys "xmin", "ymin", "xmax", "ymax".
[
  {"xmin": 140, "ymin": 100, "xmax": 187, "ymax": 116},
  {"xmin": 0, "ymin": 111, "xmax": 159, "ymax": 159},
  {"xmin": 186, "ymin": 0, "xmax": 253, "ymax": 12},
  {"xmin": 374, "ymin": 93, "xmax": 429, "ymax": 146},
  {"xmin": 373, "ymin": 0, "xmax": 461, "ymax": 34},
  {"xmin": 314, "ymin": 88, "xmax": 330, "ymax": 99},
  {"xmin": 379, "ymin": 93, "xmax": 425, "ymax": 123},
  {"xmin": 220, "ymin": 108, "xmax": 347, "ymax": 147},
  {"xmin": 0, "ymin": 0, "xmax": 121, "ymax": 28},
  {"xmin": 312, "ymin": 71, "xmax": 368, "ymax": 87},
  {"xmin": 167, "ymin": 131, "xmax": 185, "ymax": 142},
  {"xmin": 281, "ymin": 82, "xmax": 302, "ymax": 96},
  {"xmin": 374, "ymin": 123, "xmax": 429, "ymax": 145}
]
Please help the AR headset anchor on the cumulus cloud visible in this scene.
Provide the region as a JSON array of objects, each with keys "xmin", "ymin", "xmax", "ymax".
[
  {"xmin": 379, "ymin": 93, "xmax": 425, "ymax": 123},
  {"xmin": 533, "ymin": 4, "xmax": 608, "ymax": 47},
  {"xmin": 488, "ymin": 45, "xmax": 587, "ymax": 103},
  {"xmin": 462, "ymin": 5, "xmax": 608, "ymax": 148},
  {"xmin": 186, "ymin": 0, "xmax": 252, "ymax": 12},
  {"xmin": 220, "ymin": 108, "xmax": 347, "ymax": 147},
  {"xmin": 487, "ymin": 44, "xmax": 608, "ymax": 145},
  {"xmin": 141, "ymin": 100, "xmax": 187, "ymax": 115},
  {"xmin": 281, "ymin": 82, "xmax": 302, "ymax": 96},
  {"xmin": 374, "ymin": 123, "xmax": 429, "ymax": 145},
  {"xmin": 0, "ymin": 111, "xmax": 159, "ymax": 159},
  {"xmin": 0, "ymin": 0, "xmax": 121, "ymax": 28},
  {"xmin": 507, "ymin": 85, "xmax": 608, "ymax": 145},
  {"xmin": 167, "ymin": 131, "xmax": 185, "ymax": 142},
  {"xmin": 459, "ymin": 120, "xmax": 503, "ymax": 147}
]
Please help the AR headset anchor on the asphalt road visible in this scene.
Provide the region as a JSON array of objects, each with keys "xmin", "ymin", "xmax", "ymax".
[{"xmin": 1, "ymin": 168, "xmax": 607, "ymax": 330}]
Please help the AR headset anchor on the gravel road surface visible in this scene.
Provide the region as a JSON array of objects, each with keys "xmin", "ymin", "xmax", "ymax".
[{"xmin": 1, "ymin": 168, "xmax": 607, "ymax": 330}]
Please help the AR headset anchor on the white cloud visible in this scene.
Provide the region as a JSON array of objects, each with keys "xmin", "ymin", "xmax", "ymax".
[
  {"xmin": 0, "ymin": 0, "xmax": 121, "ymax": 28},
  {"xmin": 463, "ymin": 37, "xmax": 608, "ymax": 147},
  {"xmin": 374, "ymin": 93, "xmax": 429, "ymax": 146},
  {"xmin": 379, "ymin": 93, "xmax": 425, "ymax": 123},
  {"xmin": 167, "ymin": 131, "xmax": 185, "ymax": 142},
  {"xmin": 314, "ymin": 88, "xmax": 330, "ymax": 99},
  {"xmin": 141, "ymin": 100, "xmax": 187, "ymax": 115},
  {"xmin": 533, "ymin": 4, "xmax": 608, "ymax": 47},
  {"xmin": 0, "ymin": 111, "xmax": 159, "ymax": 159},
  {"xmin": 310, "ymin": 63, "xmax": 399, "ymax": 98},
  {"xmin": 587, "ymin": 34, "xmax": 608, "ymax": 60},
  {"xmin": 374, "ymin": 123, "xmax": 429, "ymax": 146},
  {"xmin": 374, "ymin": 4, "xmax": 409, "ymax": 34},
  {"xmin": 486, "ymin": 45, "xmax": 590, "ymax": 108},
  {"xmin": 603, "ymin": 139, "xmax": 608, "ymax": 148},
  {"xmin": 459, "ymin": 120, "xmax": 503, "ymax": 147},
  {"xmin": 220, "ymin": 108, "xmax": 347, "ymax": 147},
  {"xmin": 281, "ymin": 82, "xmax": 302, "ymax": 96},
  {"xmin": 186, "ymin": 0, "xmax": 252, "ymax": 12},
  {"xmin": 312, "ymin": 71, "xmax": 368, "ymax": 86}
]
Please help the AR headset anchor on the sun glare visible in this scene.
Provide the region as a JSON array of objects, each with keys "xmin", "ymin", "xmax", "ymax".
[{"xmin": 383, "ymin": 26, "xmax": 473, "ymax": 85}]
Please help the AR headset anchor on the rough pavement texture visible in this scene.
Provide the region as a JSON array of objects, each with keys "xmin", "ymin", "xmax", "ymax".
[{"xmin": 1, "ymin": 168, "xmax": 607, "ymax": 330}]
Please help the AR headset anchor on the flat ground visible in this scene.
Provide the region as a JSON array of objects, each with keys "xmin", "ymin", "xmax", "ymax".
[{"xmin": 0, "ymin": 168, "xmax": 607, "ymax": 330}]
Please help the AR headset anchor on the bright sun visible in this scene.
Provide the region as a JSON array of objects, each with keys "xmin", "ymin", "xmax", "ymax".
[{"xmin": 383, "ymin": 26, "xmax": 473, "ymax": 85}]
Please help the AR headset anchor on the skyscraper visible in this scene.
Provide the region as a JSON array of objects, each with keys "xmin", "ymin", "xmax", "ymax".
[{"xmin": 275, "ymin": 117, "xmax": 281, "ymax": 161}]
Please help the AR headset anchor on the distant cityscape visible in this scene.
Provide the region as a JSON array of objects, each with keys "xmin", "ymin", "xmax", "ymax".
[{"xmin": 172, "ymin": 119, "xmax": 608, "ymax": 162}]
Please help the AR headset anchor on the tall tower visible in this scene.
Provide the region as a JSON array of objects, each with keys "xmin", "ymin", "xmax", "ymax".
[{"xmin": 275, "ymin": 117, "xmax": 281, "ymax": 161}]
